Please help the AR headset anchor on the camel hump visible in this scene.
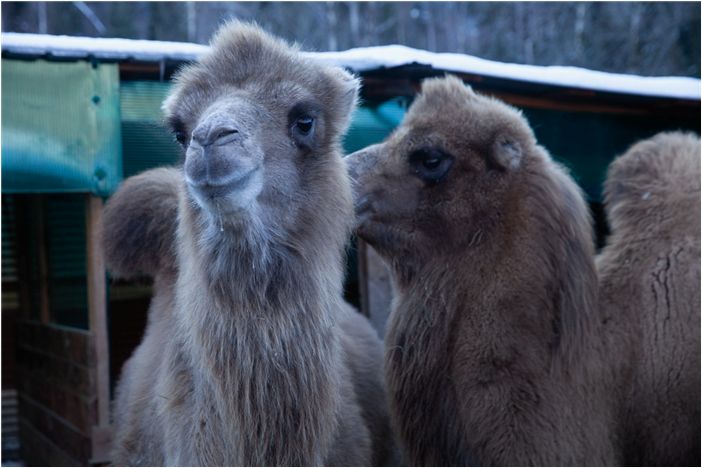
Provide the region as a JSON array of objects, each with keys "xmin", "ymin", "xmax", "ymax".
[
  {"xmin": 604, "ymin": 132, "xmax": 700, "ymax": 218},
  {"xmin": 101, "ymin": 167, "xmax": 182, "ymax": 279}
]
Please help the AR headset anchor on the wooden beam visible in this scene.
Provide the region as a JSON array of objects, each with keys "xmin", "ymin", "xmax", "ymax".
[
  {"xmin": 84, "ymin": 195, "xmax": 110, "ymax": 432},
  {"xmin": 483, "ymin": 90, "xmax": 687, "ymax": 116},
  {"xmin": 359, "ymin": 74, "xmax": 700, "ymax": 118},
  {"xmin": 90, "ymin": 425, "xmax": 112, "ymax": 465}
]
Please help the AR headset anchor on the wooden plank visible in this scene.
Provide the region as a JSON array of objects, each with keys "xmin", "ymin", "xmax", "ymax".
[
  {"xmin": 85, "ymin": 195, "xmax": 112, "ymax": 462},
  {"xmin": 19, "ymin": 394, "xmax": 92, "ymax": 462},
  {"xmin": 119, "ymin": 61, "xmax": 180, "ymax": 81},
  {"xmin": 16, "ymin": 368, "xmax": 97, "ymax": 433},
  {"xmin": 15, "ymin": 320, "xmax": 99, "ymax": 435},
  {"xmin": 15, "ymin": 345, "xmax": 95, "ymax": 396},
  {"xmin": 16, "ymin": 320, "xmax": 92, "ymax": 367},
  {"xmin": 19, "ymin": 419, "xmax": 82, "ymax": 467}
]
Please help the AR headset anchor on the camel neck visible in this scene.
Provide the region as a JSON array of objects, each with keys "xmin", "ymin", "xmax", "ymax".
[{"xmin": 171, "ymin": 199, "xmax": 344, "ymax": 465}]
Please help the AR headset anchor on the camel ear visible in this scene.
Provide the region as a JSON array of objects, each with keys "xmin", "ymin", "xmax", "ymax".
[
  {"xmin": 490, "ymin": 136, "xmax": 523, "ymax": 171},
  {"xmin": 324, "ymin": 66, "xmax": 360, "ymax": 131}
]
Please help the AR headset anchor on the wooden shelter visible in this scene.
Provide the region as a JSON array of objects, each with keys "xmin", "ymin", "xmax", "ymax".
[{"xmin": 1, "ymin": 33, "xmax": 699, "ymax": 466}]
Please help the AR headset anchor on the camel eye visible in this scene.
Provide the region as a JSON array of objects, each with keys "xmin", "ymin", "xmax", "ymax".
[
  {"xmin": 288, "ymin": 102, "xmax": 319, "ymax": 150},
  {"xmin": 174, "ymin": 131, "xmax": 187, "ymax": 147},
  {"xmin": 422, "ymin": 157, "xmax": 441, "ymax": 170},
  {"xmin": 295, "ymin": 116, "xmax": 314, "ymax": 135},
  {"xmin": 290, "ymin": 114, "xmax": 317, "ymax": 150},
  {"xmin": 168, "ymin": 116, "xmax": 188, "ymax": 148},
  {"xmin": 409, "ymin": 147, "xmax": 454, "ymax": 185}
]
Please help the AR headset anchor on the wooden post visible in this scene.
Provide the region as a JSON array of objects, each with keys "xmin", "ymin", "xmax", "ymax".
[
  {"xmin": 85, "ymin": 195, "xmax": 112, "ymax": 463},
  {"xmin": 356, "ymin": 240, "xmax": 394, "ymax": 337}
]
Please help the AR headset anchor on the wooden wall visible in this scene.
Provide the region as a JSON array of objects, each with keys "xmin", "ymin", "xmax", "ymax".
[
  {"xmin": 8, "ymin": 194, "xmax": 112, "ymax": 466},
  {"xmin": 15, "ymin": 321, "xmax": 97, "ymax": 466}
]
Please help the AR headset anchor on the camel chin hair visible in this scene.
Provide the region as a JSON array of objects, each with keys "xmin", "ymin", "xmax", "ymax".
[{"xmin": 104, "ymin": 20, "xmax": 396, "ymax": 466}]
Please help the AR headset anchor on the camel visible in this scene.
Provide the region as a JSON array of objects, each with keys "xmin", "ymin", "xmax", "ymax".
[
  {"xmin": 347, "ymin": 75, "xmax": 618, "ymax": 465},
  {"xmin": 347, "ymin": 76, "xmax": 700, "ymax": 466},
  {"xmin": 103, "ymin": 21, "xmax": 394, "ymax": 466},
  {"xmin": 598, "ymin": 131, "xmax": 700, "ymax": 466}
]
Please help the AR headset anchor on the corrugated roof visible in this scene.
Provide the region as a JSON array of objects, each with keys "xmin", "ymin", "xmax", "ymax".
[{"xmin": 2, "ymin": 32, "xmax": 700, "ymax": 100}]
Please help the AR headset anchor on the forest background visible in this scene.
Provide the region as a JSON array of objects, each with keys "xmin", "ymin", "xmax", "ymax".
[{"xmin": 3, "ymin": 2, "xmax": 700, "ymax": 77}]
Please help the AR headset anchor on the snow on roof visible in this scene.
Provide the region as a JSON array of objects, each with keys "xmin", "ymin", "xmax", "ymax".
[
  {"xmin": 3, "ymin": 32, "xmax": 700, "ymax": 100},
  {"xmin": 2, "ymin": 32, "xmax": 208, "ymax": 62},
  {"xmin": 313, "ymin": 45, "xmax": 701, "ymax": 100}
]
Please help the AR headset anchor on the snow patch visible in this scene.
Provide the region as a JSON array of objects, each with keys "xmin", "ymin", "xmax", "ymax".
[{"xmin": 2, "ymin": 32, "xmax": 699, "ymax": 100}]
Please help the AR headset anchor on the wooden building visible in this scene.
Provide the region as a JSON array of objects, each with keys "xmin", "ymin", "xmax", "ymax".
[{"xmin": 1, "ymin": 33, "xmax": 699, "ymax": 466}]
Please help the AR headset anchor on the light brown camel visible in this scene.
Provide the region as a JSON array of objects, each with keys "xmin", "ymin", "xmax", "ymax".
[
  {"xmin": 103, "ymin": 21, "xmax": 394, "ymax": 466},
  {"xmin": 598, "ymin": 131, "xmax": 700, "ymax": 466}
]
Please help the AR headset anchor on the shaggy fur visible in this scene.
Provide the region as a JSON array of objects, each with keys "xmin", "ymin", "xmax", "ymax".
[
  {"xmin": 105, "ymin": 21, "xmax": 394, "ymax": 466},
  {"xmin": 346, "ymin": 76, "xmax": 619, "ymax": 465},
  {"xmin": 102, "ymin": 167, "xmax": 180, "ymax": 278},
  {"xmin": 598, "ymin": 132, "xmax": 700, "ymax": 466}
]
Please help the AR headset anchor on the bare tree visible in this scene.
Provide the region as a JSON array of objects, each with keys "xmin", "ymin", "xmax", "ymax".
[{"xmin": 1, "ymin": 1, "xmax": 698, "ymax": 77}]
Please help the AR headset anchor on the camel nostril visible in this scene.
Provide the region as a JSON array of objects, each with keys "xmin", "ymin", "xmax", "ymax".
[
  {"xmin": 213, "ymin": 128, "xmax": 239, "ymax": 144},
  {"xmin": 192, "ymin": 126, "xmax": 240, "ymax": 147}
]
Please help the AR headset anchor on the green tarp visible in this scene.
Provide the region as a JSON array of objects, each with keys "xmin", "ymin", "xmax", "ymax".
[{"xmin": 2, "ymin": 59, "xmax": 122, "ymax": 196}]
